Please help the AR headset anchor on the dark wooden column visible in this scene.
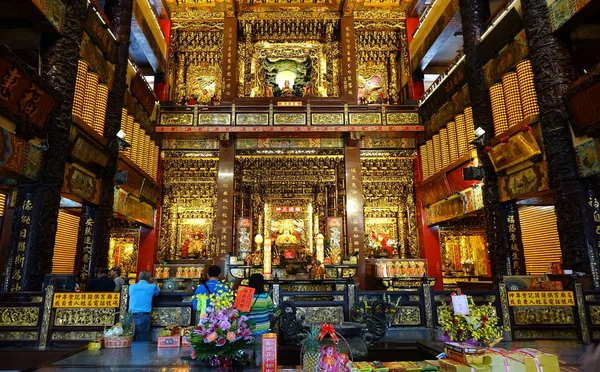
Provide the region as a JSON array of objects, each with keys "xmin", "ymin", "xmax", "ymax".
[
  {"xmin": 458, "ymin": 0, "xmax": 519, "ymax": 284},
  {"xmin": 73, "ymin": 205, "xmax": 96, "ymax": 288},
  {"xmin": 92, "ymin": 0, "xmax": 135, "ymax": 270},
  {"xmin": 344, "ymin": 135, "xmax": 365, "ymax": 287},
  {"xmin": 215, "ymin": 136, "xmax": 235, "ymax": 268},
  {"xmin": 4, "ymin": 0, "xmax": 88, "ymax": 291},
  {"xmin": 521, "ymin": 0, "xmax": 600, "ymax": 286},
  {"xmin": 340, "ymin": 16, "xmax": 358, "ymax": 104},
  {"xmin": 222, "ymin": 17, "xmax": 238, "ymax": 100}
]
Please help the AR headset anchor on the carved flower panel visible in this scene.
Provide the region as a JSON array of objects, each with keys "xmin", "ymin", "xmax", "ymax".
[
  {"xmin": 0, "ymin": 307, "xmax": 39, "ymax": 327},
  {"xmin": 296, "ymin": 306, "xmax": 344, "ymax": 325},
  {"xmin": 151, "ymin": 307, "xmax": 192, "ymax": 327}
]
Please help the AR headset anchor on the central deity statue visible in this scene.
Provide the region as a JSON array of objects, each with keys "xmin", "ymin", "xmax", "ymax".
[
  {"xmin": 276, "ymin": 220, "xmax": 298, "ymax": 245},
  {"xmin": 281, "ymin": 80, "xmax": 295, "ymax": 97}
]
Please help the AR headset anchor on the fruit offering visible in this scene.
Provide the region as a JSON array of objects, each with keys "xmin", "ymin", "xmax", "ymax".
[{"xmin": 318, "ymin": 345, "xmax": 350, "ymax": 372}]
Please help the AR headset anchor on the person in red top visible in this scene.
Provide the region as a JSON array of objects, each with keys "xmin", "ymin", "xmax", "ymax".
[{"xmin": 187, "ymin": 94, "xmax": 198, "ymax": 105}]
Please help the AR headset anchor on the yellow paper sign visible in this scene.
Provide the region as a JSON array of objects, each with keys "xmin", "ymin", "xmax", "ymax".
[
  {"xmin": 507, "ymin": 291, "xmax": 574, "ymax": 306},
  {"xmin": 53, "ymin": 292, "xmax": 121, "ymax": 308}
]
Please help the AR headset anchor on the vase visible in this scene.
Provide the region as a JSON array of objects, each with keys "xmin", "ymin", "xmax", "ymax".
[{"xmin": 205, "ymin": 356, "xmax": 234, "ymax": 371}]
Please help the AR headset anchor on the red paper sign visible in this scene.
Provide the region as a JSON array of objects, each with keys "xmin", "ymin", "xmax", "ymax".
[
  {"xmin": 262, "ymin": 333, "xmax": 278, "ymax": 372},
  {"xmin": 233, "ymin": 286, "xmax": 255, "ymax": 312}
]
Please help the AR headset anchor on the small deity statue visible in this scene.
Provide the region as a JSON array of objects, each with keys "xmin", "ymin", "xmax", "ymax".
[
  {"xmin": 154, "ymin": 267, "xmax": 162, "ymax": 278},
  {"xmin": 303, "ymin": 82, "xmax": 312, "ymax": 97},
  {"xmin": 281, "ymin": 80, "xmax": 294, "ymax": 97},
  {"xmin": 176, "ymin": 267, "xmax": 183, "ymax": 278},
  {"xmin": 198, "ymin": 89, "xmax": 211, "ymax": 105},
  {"xmin": 189, "ymin": 235, "xmax": 203, "ymax": 257},
  {"xmin": 275, "ymin": 220, "xmax": 298, "ymax": 246},
  {"xmin": 417, "ymin": 261, "xmax": 426, "ymax": 277},
  {"xmin": 265, "ymin": 84, "xmax": 274, "ymax": 97},
  {"xmin": 310, "ymin": 260, "xmax": 325, "ymax": 280},
  {"xmin": 181, "ymin": 239, "xmax": 190, "ymax": 258}
]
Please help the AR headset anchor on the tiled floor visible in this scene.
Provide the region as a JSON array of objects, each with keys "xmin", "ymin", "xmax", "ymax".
[{"xmin": 36, "ymin": 340, "xmax": 588, "ymax": 371}]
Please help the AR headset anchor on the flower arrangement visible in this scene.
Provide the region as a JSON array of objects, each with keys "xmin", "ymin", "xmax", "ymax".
[
  {"xmin": 438, "ymin": 296, "xmax": 505, "ymax": 347},
  {"xmin": 189, "ymin": 283, "xmax": 257, "ymax": 362}
]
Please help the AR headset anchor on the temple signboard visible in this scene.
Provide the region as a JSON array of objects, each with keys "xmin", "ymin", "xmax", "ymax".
[
  {"xmin": 130, "ymin": 73, "xmax": 156, "ymax": 117},
  {"xmin": 85, "ymin": 6, "xmax": 117, "ymax": 63},
  {"xmin": 0, "ymin": 46, "xmax": 56, "ymax": 128},
  {"xmin": 53, "ymin": 293, "xmax": 120, "ymax": 308}
]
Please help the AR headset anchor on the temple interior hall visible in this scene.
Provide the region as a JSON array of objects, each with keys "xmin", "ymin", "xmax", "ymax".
[{"xmin": 0, "ymin": 0, "xmax": 599, "ymax": 369}]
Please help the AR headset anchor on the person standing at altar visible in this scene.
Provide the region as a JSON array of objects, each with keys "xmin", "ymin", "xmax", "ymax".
[
  {"xmin": 244, "ymin": 274, "xmax": 274, "ymax": 366},
  {"xmin": 192, "ymin": 265, "xmax": 229, "ymax": 313},
  {"xmin": 128, "ymin": 271, "xmax": 160, "ymax": 341}
]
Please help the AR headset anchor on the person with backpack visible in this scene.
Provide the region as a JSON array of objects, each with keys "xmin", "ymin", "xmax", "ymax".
[{"xmin": 191, "ymin": 265, "xmax": 229, "ymax": 314}]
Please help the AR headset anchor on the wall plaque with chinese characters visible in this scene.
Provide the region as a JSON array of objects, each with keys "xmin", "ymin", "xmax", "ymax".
[
  {"xmin": 277, "ymin": 101, "xmax": 302, "ymax": 106},
  {"xmin": 507, "ymin": 291, "xmax": 575, "ymax": 307},
  {"xmin": 215, "ymin": 143, "xmax": 235, "ymax": 259},
  {"xmin": 221, "ymin": 18, "xmax": 238, "ymax": 99},
  {"xmin": 274, "ymin": 206, "xmax": 302, "ymax": 212},
  {"xmin": 8, "ymin": 197, "xmax": 35, "ymax": 292},
  {"xmin": 52, "ymin": 292, "xmax": 121, "ymax": 308},
  {"xmin": 0, "ymin": 48, "xmax": 56, "ymax": 127},
  {"xmin": 84, "ymin": 6, "xmax": 116, "ymax": 63}
]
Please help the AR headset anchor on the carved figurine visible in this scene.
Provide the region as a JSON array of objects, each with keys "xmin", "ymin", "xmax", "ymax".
[
  {"xmin": 176, "ymin": 267, "xmax": 183, "ymax": 278},
  {"xmin": 310, "ymin": 261, "xmax": 325, "ymax": 280},
  {"xmin": 281, "ymin": 80, "xmax": 294, "ymax": 97},
  {"xmin": 408, "ymin": 261, "xmax": 417, "ymax": 277},
  {"xmin": 417, "ymin": 261, "xmax": 426, "ymax": 277},
  {"xmin": 154, "ymin": 267, "xmax": 162, "ymax": 278}
]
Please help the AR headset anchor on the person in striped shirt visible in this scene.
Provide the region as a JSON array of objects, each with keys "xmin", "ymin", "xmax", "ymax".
[{"xmin": 245, "ymin": 273, "xmax": 274, "ymax": 366}]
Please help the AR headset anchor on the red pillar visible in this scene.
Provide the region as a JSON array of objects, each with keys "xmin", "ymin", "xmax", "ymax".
[
  {"xmin": 137, "ymin": 148, "xmax": 163, "ymax": 275},
  {"xmin": 406, "ymin": 17, "xmax": 425, "ymax": 101},
  {"xmin": 414, "ymin": 149, "xmax": 443, "ymax": 289},
  {"xmin": 137, "ymin": 203, "xmax": 161, "ymax": 275}
]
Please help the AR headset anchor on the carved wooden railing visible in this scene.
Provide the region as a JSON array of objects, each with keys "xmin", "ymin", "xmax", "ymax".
[
  {"xmin": 156, "ymin": 102, "xmax": 421, "ymax": 131},
  {"xmin": 0, "ymin": 291, "xmax": 45, "ymax": 348},
  {"xmin": 0, "ymin": 280, "xmax": 596, "ymax": 348}
]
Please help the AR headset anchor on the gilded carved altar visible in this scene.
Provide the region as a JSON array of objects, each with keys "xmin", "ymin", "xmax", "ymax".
[
  {"xmin": 362, "ymin": 151, "xmax": 418, "ymax": 258},
  {"xmin": 159, "ymin": 150, "xmax": 219, "ymax": 261}
]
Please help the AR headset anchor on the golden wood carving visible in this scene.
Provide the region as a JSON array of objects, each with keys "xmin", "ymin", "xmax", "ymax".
[
  {"xmin": 0, "ymin": 332, "xmax": 38, "ymax": 341},
  {"xmin": 54, "ymin": 308, "xmax": 115, "ymax": 327},
  {"xmin": 296, "ymin": 306, "xmax": 344, "ymax": 324},
  {"xmin": 197, "ymin": 113, "xmax": 231, "ymax": 126},
  {"xmin": 590, "ymin": 305, "xmax": 600, "ymax": 325},
  {"xmin": 160, "ymin": 113, "xmax": 194, "ymax": 126},
  {"xmin": 39, "ymin": 285, "xmax": 54, "ymax": 349},
  {"xmin": 387, "ymin": 112, "xmax": 419, "ymax": 125},
  {"xmin": 514, "ymin": 329, "xmax": 577, "ymax": 340},
  {"xmin": 513, "ymin": 306, "xmax": 574, "ymax": 325},
  {"xmin": 151, "ymin": 307, "xmax": 192, "ymax": 327},
  {"xmin": 392, "ymin": 306, "xmax": 421, "ymax": 326},
  {"xmin": 160, "ymin": 156, "xmax": 218, "ymax": 261},
  {"xmin": 237, "ymin": 113, "xmax": 269, "ymax": 126},
  {"xmin": 349, "ymin": 113, "xmax": 381, "ymax": 125},
  {"xmin": 51, "ymin": 331, "xmax": 102, "ymax": 341},
  {"xmin": 274, "ymin": 113, "xmax": 306, "ymax": 126},
  {"xmin": 487, "ymin": 130, "xmax": 542, "ymax": 172},
  {"xmin": 0, "ymin": 308, "xmax": 39, "ymax": 326}
]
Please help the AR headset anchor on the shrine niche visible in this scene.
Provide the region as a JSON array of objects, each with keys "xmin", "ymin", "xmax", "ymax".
[
  {"xmin": 170, "ymin": 28, "xmax": 223, "ymax": 103},
  {"xmin": 247, "ymin": 42, "xmax": 328, "ymax": 98},
  {"xmin": 263, "ymin": 57, "xmax": 312, "ymax": 98},
  {"xmin": 109, "ymin": 221, "xmax": 140, "ymax": 283},
  {"xmin": 159, "ymin": 150, "xmax": 218, "ymax": 262},
  {"xmin": 439, "ymin": 228, "xmax": 488, "ymax": 277},
  {"xmin": 354, "ymin": 22, "xmax": 407, "ymax": 104},
  {"xmin": 361, "ymin": 151, "xmax": 418, "ymax": 258}
]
